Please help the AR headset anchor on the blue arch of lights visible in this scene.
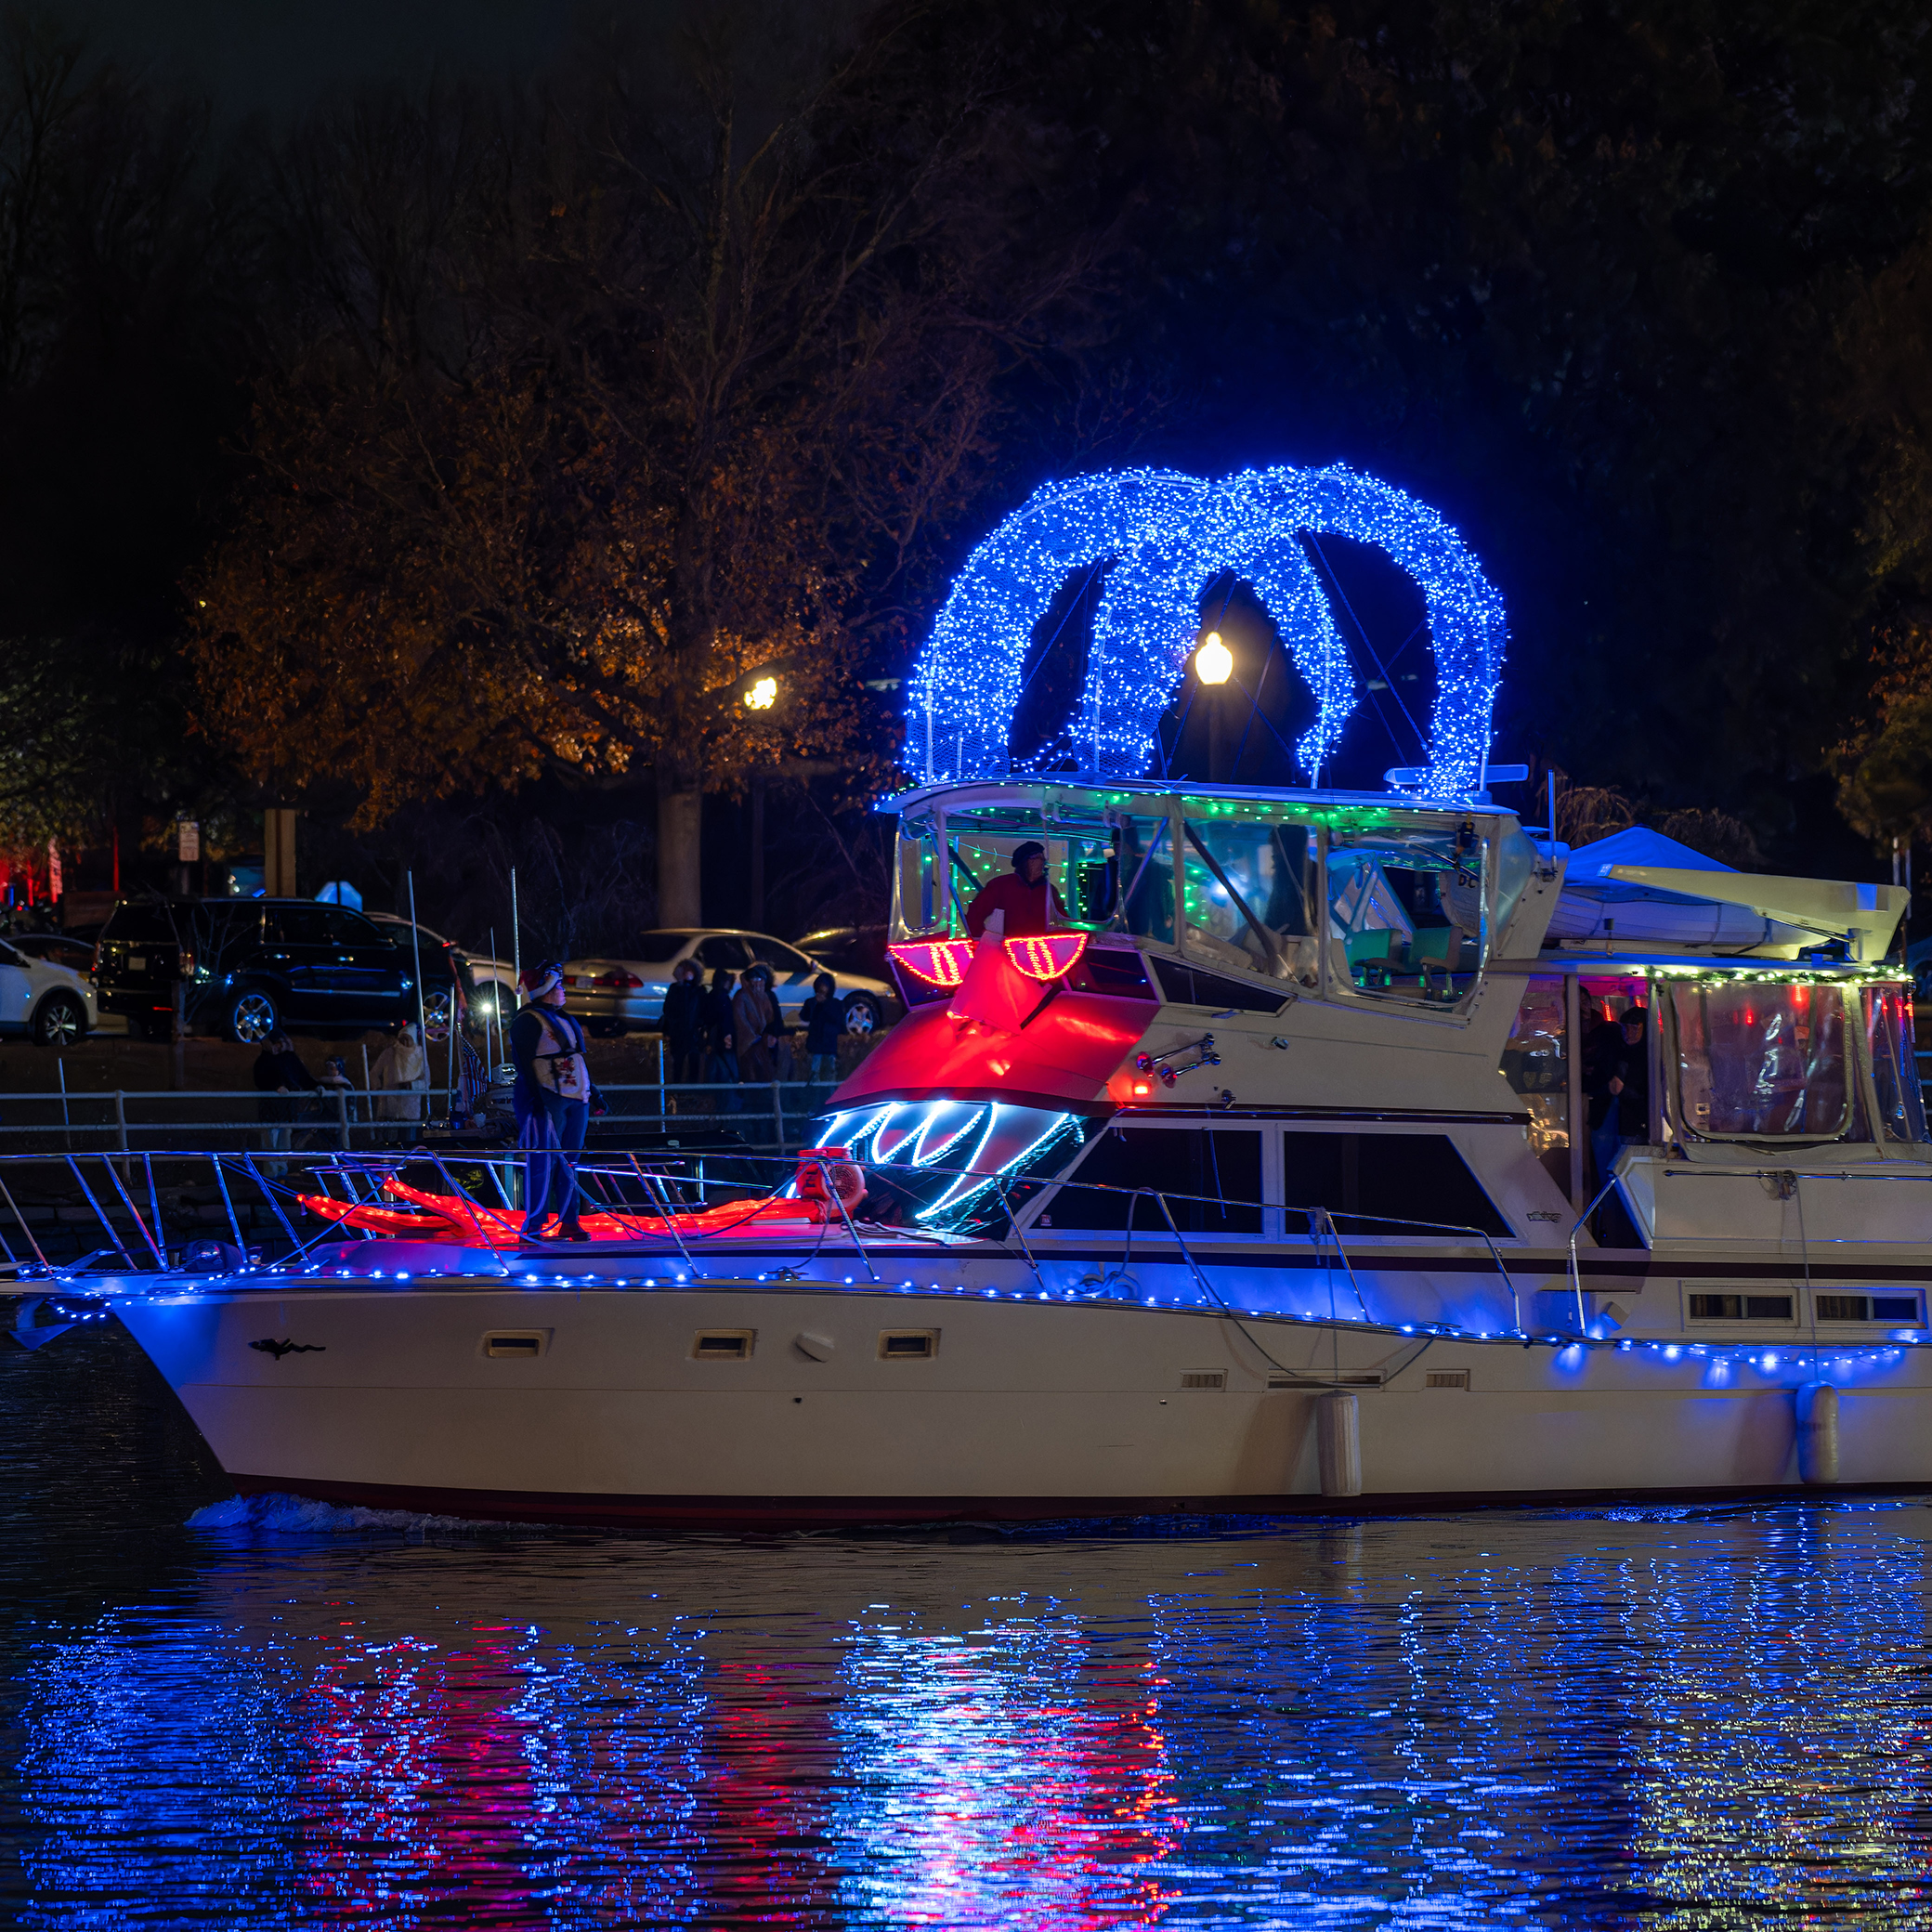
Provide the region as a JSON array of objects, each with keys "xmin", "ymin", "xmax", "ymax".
[{"xmin": 903, "ymin": 463, "xmax": 1508, "ymax": 800}]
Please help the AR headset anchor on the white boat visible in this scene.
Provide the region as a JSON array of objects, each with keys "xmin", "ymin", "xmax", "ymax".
[{"xmin": 37, "ymin": 461, "xmax": 1932, "ymax": 1524}]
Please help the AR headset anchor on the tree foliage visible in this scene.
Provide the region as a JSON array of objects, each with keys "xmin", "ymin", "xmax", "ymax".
[
  {"xmin": 0, "ymin": 8, "xmax": 253, "ymax": 855},
  {"xmin": 191, "ymin": 12, "xmax": 1104, "ymax": 920}
]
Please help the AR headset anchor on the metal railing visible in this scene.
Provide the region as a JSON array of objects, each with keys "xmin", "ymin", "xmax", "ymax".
[
  {"xmin": 0, "ymin": 1079, "xmax": 841, "ymax": 1154},
  {"xmin": 0, "ymin": 1144, "xmax": 1536, "ymax": 1361}
]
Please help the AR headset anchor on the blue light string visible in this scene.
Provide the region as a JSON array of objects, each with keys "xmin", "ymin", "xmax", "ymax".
[{"xmin": 905, "ymin": 463, "xmax": 1508, "ymax": 799}]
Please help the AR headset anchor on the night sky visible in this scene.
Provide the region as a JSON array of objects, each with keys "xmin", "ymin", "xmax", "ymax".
[{"xmin": 37, "ymin": 0, "xmax": 595, "ymax": 115}]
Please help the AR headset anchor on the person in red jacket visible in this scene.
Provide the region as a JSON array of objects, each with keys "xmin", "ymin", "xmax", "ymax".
[{"xmin": 964, "ymin": 841, "xmax": 1067, "ymax": 938}]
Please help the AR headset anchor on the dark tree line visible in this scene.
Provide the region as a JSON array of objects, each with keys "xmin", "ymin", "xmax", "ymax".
[{"xmin": 7, "ymin": 0, "xmax": 1932, "ymax": 946}]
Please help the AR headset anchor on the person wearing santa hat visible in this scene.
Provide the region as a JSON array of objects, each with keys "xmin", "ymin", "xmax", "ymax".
[{"xmin": 510, "ymin": 960, "xmax": 593, "ymax": 1241}]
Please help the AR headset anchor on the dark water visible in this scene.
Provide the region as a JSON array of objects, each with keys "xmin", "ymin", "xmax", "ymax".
[{"xmin": 5, "ymin": 1330, "xmax": 1932, "ymax": 1929}]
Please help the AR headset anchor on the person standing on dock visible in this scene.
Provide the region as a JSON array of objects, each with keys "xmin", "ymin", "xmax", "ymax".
[
  {"xmin": 964, "ymin": 842, "xmax": 1066, "ymax": 938},
  {"xmin": 702, "ymin": 965, "xmax": 738, "ymax": 1083},
  {"xmin": 253, "ymin": 1030, "xmax": 317, "ymax": 1176},
  {"xmin": 801, "ymin": 973, "xmax": 842, "ymax": 1086},
  {"xmin": 661, "ymin": 959, "xmax": 706, "ymax": 1085},
  {"xmin": 510, "ymin": 961, "xmax": 591, "ymax": 1241},
  {"xmin": 370, "ymin": 1023, "xmax": 429, "ymax": 1147},
  {"xmin": 733, "ymin": 966, "xmax": 777, "ymax": 1084}
]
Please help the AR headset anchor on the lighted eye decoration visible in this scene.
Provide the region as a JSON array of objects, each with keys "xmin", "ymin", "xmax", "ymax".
[
  {"xmin": 888, "ymin": 938, "xmax": 977, "ymax": 988},
  {"xmin": 902, "ymin": 462, "xmax": 1507, "ymax": 801},
  {"xmin": 1003, "ymin": 933, "xmax": 1090, "ymax": 982}
]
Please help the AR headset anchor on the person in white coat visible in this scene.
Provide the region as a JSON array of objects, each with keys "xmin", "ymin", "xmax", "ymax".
[{"xmin": 369, "ymin": 1023, "xmax": 429, "ymax": 1145}]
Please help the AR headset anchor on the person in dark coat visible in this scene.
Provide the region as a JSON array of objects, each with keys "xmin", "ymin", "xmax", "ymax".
[
  {"xmin": 1608, "ymin": 1006, "xmax": 1651, "ymax": 1140},
  {"xmin": 1586, "ymin": 1003, "xmax": 1650, "ymax": 1186},
  {"xmin": 801, "ymin": 973, "xmax": 842, "ymax": 1084},
  {"xmin": 702, "ymin": 965, "xmax": 738, "ymax": 1083},
  {"xmin": 254, "ymin": 1030, "xmax": 318, "ymax": 1176},
  {"xmin": 660, "ymin": 959, "xmax": 706, "ymax": 1084}
]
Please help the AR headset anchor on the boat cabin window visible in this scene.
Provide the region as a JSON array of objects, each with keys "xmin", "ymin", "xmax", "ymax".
[
  {"xmin": 1039, "ymin": 1127, "xmax": 1262, "ymax": 1234},
  {"xmin": 1281, "ymin": 1130, "xmax": 1511, "ymax": 1238},
  {"xmin": 1110, "ymin": 814, "xmax": 1174, "ymax": 944},
  {"xmin": 1501, "ymin": 974, "xmax": 1570, "ymax": 1193},
  {"xmin": 1671, "ymin": 982, "xmax": 1864, "ymax": 1141},
  {"xmin": 1864, "ymin": 986, "xmax": 1928, "ymax": 1143},
  {"xmin": 894, "ymin": 816, "xmax": 944, "ymax": 934},
  {"xmin": 1321, "ymin": 818, "xmax": 1534, "ymax": 1007},
  {"xmin": 925, "ymin": 802, "xmax": 1126, "ymax": 940},
  {"xmin": 1171, "ymin": 807, "xmax": 1537, "ymax": 1008},
  {"xmin": 1179, "ymin": 816, "xmax": 1314, "ymax": 984}
]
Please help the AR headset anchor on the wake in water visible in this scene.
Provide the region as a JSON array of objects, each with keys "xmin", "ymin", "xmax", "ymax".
[{"xmin": 187, "ymin": 1492, "xmax": 534, "ymax": 1536}]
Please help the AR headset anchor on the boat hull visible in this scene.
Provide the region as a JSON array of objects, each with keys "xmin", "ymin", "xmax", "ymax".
[{"xmin": 115, "ymin": 1275, "xmax": 1932, "ymax": 1525}]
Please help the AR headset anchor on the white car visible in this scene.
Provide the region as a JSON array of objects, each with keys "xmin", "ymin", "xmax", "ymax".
[
  {"xmin": 465, "ymin": 955, "xmax": 517, "ymax": 1026},
  {"xmin": 0, "ymin": 935, "xmax": 98, "ymax": 1045}
]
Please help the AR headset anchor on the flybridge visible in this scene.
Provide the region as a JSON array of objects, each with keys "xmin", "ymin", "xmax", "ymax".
[{"xmin": 883, "ymin": 777, "xmax": 1544, "ymax": 1018}]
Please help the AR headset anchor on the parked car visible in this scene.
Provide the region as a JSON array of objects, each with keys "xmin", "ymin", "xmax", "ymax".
[
  {"xmin": 363, "ymin": 913, "xmax": 479, "ymax": 1038},
  {"xmin": 8, "ymin": 932, "xmax": 99, "ymax": 977},
  {"xmin": 94, "ymin": 897, "xmax": 435, "ymax": 1044},
  {"xmin": 461, "ymin": 953, "xmax": 517, "ymax": 1026},
  {"xmin": 794, "ymin": 923, "xmax": 891, "ymax": 983},
  {"xmin": 561, "ymin": 930, "xmax": 897, "ymax": 1038},
  {"xmin": 0, "ymin": 936, "xmax": 98, "ymax": 1045}
]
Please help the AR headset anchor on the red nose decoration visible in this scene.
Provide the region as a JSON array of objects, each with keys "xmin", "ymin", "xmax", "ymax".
[
  {"xmin": 889, "ymin": 938, "xmax": 976, "ymax": 987},
  {"xmin": 1003, "ymin": 932, "xmax": 1090, "ymax": 983}
]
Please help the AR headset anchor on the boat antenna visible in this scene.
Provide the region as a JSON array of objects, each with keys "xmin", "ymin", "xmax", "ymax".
[{"xmin": 405, "ymin": 868, "xmax": 427, "ymax": 1074}]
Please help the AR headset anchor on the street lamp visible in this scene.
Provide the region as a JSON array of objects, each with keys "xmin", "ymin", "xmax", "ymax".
[
  {"xmin": 745, "ymin": 675, "xmax": 778, "ymax": 711},
  {"xmin": 1194, "ymin": 632, "xmax": 1235, "ymax": 780}
]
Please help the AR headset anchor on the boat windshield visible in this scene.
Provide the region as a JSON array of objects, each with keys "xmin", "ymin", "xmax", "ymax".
[
  {"xmin": 1177, "ymin": 807, "xmax": 1538, "ymax": 1005},
  {"xmin": 894, "ymin": 816, "xmax": 945, "ymax": 933}
]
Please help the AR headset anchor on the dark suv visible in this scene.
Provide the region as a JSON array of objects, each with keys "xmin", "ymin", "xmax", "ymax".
[{"xmin": 95, "ymin": 897, "xmax": 472, "ymax": 1043}]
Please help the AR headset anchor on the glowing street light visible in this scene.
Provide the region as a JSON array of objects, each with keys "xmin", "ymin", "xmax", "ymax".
[
  {"xmin": 1194, "ymin": 633, "xmax": 1233, "ymax": 685},
  {"xmin": 744, "ymin": 675, "xmax": 778, "ymax": 711}
]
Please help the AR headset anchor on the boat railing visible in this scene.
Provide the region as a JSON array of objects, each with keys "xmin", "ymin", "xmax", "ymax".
[
  {"xmin": 1565, "ymin": 1174, "xmax": 1625, "ymax": 1336},
  {"xmin": 0, "ymin": 1079, "xmax": 840, "ymax": 1155},
  {"xmin": 0, "ymin": 1145, "xmax": 1532, "ymax": 1341}
]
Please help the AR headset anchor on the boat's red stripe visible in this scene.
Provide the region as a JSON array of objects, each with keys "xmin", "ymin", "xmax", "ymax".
[{"xmin": 230, "ymin": 1472, "xmax": 1922, "ymax": 1530}]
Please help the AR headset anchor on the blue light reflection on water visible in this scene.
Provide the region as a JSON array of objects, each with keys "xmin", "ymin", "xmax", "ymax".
[{"xmin": 5, "ymin": 1335, "xmax": 1932, "ymax": 1926}]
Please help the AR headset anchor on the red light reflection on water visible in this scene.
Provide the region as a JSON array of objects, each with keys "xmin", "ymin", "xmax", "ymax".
[
  {"xmin": 833, "ymin": 1625, "xmax": 1180, "ymax": 1928},
  {"xmin": 297, "ymin": 1624, "xmax": 542, "ymax": 1921}
]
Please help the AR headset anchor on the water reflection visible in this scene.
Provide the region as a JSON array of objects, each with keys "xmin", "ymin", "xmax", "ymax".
[
  {"xmin": 836, "ymin": 1618, "xmax": 1177, "ymax": 1926},
  {"xmin": 6, "ymin": 1337, "xmax": 1932, "ymax": 1927}
]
